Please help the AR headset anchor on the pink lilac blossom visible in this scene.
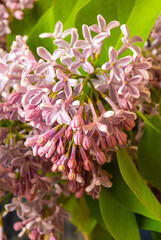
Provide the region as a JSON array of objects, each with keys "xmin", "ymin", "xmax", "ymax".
[{"xmin": 0, "ymin": 14, "xmax": 152, "ymax": 239}]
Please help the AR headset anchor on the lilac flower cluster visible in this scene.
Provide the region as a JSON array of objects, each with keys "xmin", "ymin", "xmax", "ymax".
[
  {"xmin": 0, "ymin": 0, "xmax": 36, "ymax": 48},
  {"xmin": 0, "ymin": 15, "xmax": 152, "ymax": 201},
  {"xmin": 0, "ymin": 127, "xmax": 70, "ymax": 239},
  {"xmin": 4, "ymin": 185, "xmax": 70, "ymax": 240}
]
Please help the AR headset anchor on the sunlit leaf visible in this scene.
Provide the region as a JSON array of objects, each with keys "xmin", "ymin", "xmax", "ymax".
[{"xmin": 116, "ymin": 148, "xmax": 161, "ymax": 221}]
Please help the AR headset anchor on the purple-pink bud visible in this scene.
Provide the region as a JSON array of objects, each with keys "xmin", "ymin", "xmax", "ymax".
[
  {"xmin": 96, "ymin": 151, "xmax": 107, "ymax": 165},
  {"xmin": 76, "ymin": 187, "xmax": 85, "ymax": 199},
  {"xmin": 64, "ymin": 126, "xmax": 73, "ymax": 140},
  {"xmin": 51, "ymin": 154, "xmax": 60, "ymax": 164},
  {"xmin": 71, "ymin": 115, "xmax": 83, "ymax": 131},
  {"xmin": 106, "ymin": 135, "xmax": 117, "ymax": 148},
  {"xmin": 123, "ymin": 120, "xmax": 135, "ymax": 131},
  {"xmin": 13, "ymin": 221, "xmax": 23, "ymax": 231},
  {"xmin": 73, "ymin": 131, "xmax": 83, "ymax": 145},
  {"xmin": 114, "ymin": 127, "xmax": 127, "ymax": 146},
  {"xmin": 82, "ymin": 136, "xmax": 92, "ymax": 150},
  {"xmin": 13, "ymin": 11, "xmax": 24, "ymax": 20},
  {"xmin": 118, "ymin": 98, "xmax": 133, "ymax": 110},
  {"xmin": 8, "ymin": 92, "xmax": 21, "ymax": 104},
  {"xmin": 28, "ymin": 230, "xmax": 39, "ymax": 240}
]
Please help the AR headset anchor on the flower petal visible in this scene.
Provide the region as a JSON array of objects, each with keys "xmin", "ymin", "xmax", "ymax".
[
  {"xmin": 97, "ymin": 14, "xmax": 106, "ymax": 31},
  {"xmin": 82, "ymin": 61, "xmax": 94, "ymax": 73},
  {"xmin": 109, "ymin": 46, "xmax": 118, "ymax": 62},
  {"xmin": 37, "ymin": 47, "xmax": 52, "ymax": 61},
  {"xmin": 120, "ymin": 24, "xmax": 130, "ymax": 38},
  {"xmin": 83, "ymin": 24, "xmax": 92, "ymax": 43}
]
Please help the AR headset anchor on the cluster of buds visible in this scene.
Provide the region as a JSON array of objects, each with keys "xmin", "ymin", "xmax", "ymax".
[
  {"xmin": 0, "ymin": 0, "xmax": 36, "ymax": 48},
  {"xmin": 0, "ymin": 15, "xmax": 152, "ymax": 201}
]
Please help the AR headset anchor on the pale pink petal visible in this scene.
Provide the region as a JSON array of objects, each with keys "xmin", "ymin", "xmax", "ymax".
[
  {"xmin": 46, "ymin": 110, "xmax": 59, "ymax": 125},
  {"xmin": 82, "ymin": 61, "xmax": 94, "ymax": 73},
  {"xmin": 113, "ymin": 65, "xmax": 123, "ymax": 78},
  {"xmin": 58, "ymin": 110, "xmax": 71, "ymax": 125},
  {"xmin": 56, "ymin": 69, "xmax": 66, "ymax": 80},
  {"xmin": 97, "ymin": 14, "xmax": 106, "ymax": 31},
  {"xmin": 35, "ymin": 62, "xmax": 51, "ymax": 74},
  {"xmin": 83, "ymin": 122, "xmax": 96, "ymax": 136},
  {"xmin": 129, "ymin": 36, "xmax": 143, "ymax": 44},
  {"xmin": 127, "ymin": 85, "xmax": 140, "ymax": 98},
  {"xmin": 102, "ymin": 62, "xmax": 111, "ymax": 70},
  {"xmin": 83, "ymin": 24, "xmax": 92, "ymax": 43},
  {"xmin": 95, "ymin": 83, "xmax": 108, "ymax": 92},
  {"xmin": 90, "ymin": 24, "xmax": 100, "ymax": 33},
  {"xmin": 72, "ymin": 49, "xmax": 83, "ymax": 59},
  {"xmin": 103, "ymin": 110, "xmax": 114, "ymax": 118},
  {"xmin": 120, "ymin": 24, "xmax": 130, "ymax": 38},
  {"xmin": 106, "ymin": 21, "xmax": 120, "ymax": 30},
  {"xmin": 83, "ymin": 47, "xmax": 92, "ymax": 58},
  {"xmin": 54, "ymin": 39, "xmax": 70, "ymax": 49},
  {"xmin": 109, "ymin": 46, "xmax": 118, "ymax": 62},
  {"xmin": 136, "ymin": 62, "xmax": 151, "ymax": 69},
  {"xmin": 70, "ymin": 29, "xmax": 79, "ymax": 47},
  {"xmin": 40, "ymin": 103, "xmax": 54, "ymax": 111},
  {"xmin": 62, "ymin": 28, "xmax": 73, "ymax": 38},
  {"xmin": 54, "ymin": 21, "xmax": 63, "ymax": 35},
  {"xmin": 73, "ymin": 83, "xmax": 83, "ymax": 96},
  {"xmin": 37, "ymin": 47, "xmax": 52, "ymax": 61},
  {"xmin": 52, "ymin": 80, "xmax": 64, "ymax": 92},
  {"xmin": 39, "ymin": 33, "xmax": 55, "ymax": 38},
  {"xmin": 117, "ymin": 56, "xmax": 132, "ymax": 66},
  {"xmin": 118, "ymin": 85, "xmax": 127, "ymax": 95},
  {"xmin": 74, "ymin": 40, "xmax": 89, "ymax": 49},
  {"xmin": 52, "ymin": 48, "xmax": 65, "ymax": 60},
  {"xmin": 129, "ymin": 45, "xmax": 141, "ymax": 55},
  {"xmin": 70, "ymin": 60, "xmax": 82, "ymax": 72},
  {"xmin": 129, "ymin": 75, "xmax": 142, "ymax": 84},
  {"xmin": 64, "ymin": 82, "xmax": 72, "ymax": 98},
  {"xmin": 29, "ymin": 92, "xmax": 44, "ymax": 105},
  {"xmin": 68, "ymin": 78, "xmax": 78, "ymax": 86},
  {"xmin": 93, "ymin": 33, "xmax": 107, "ymax": 44},
  {"xmin": 96, "ymin": 122, "xmax": 108, "ymax": 132}
]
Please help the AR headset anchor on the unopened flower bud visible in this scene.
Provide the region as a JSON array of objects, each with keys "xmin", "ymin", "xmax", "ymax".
[
  {"xmin": 71, "ymin": 115, "xmax": 83, "ymax": 131},
  {"xmin": 73, "ymin": 131, "xmax": 83, "ymax": 145},
  {"xmin": 64, "ymin": 126, "xmax": 73, "ymax": 140},
  {"xmin": 82, "ymin": 135, "xmax": 92, "ymax": 150},
  {"xmin": 123, "ymin": 120, "xmax": 135, "ymax": 131},
  {"xmin": 114, "ymin": 127, "xmax": 127, "ymax": 145},
  {"xmin": 96, "ymin": 151, "xmax": 107, "ymax": 165},
  {"xmin": 13, "ymin": 222, "xmax": 23, "ymax": 231},
  {"xmin": 106, "ymin": 135, "xmax": 117, "ymax": 148}
]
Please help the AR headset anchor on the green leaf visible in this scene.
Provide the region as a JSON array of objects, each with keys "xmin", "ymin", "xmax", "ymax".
[
  {"xmin": 86, "ymin": 196, "xmax": 109, "ymax": 232},
  {"xmin": 136, "ymin": 214, "xmax": 161, "ymax": 233},
  {"xmin": 74, "ymin": 0, "xmax": 161, "ymax": 63},
  {"xmin": 89, "ymin": 224, "xmax": 113, "ymax": 240},
  {"xmin": 7, "ymin": 0, "xmax": 53, "ymax": 49},
  {"xmin": 64, "ymin": 195, "xmax": 97, "ymax": 234},
  {"xmin": 27, "ymin": 0, "xmax": 90, "ymax": 57},
  {"xmin": 152, "ymin": 231, "xmax": 161, "ymax": 240},
  {"xmin": 116, "ymin": 148, "xmax": 161, "ymax": 221},
  {"xmin": 27, "ymin": 6, "xmax": 55, "ymax": 57},
  {"xmin": 99, "ymin": 188, "xmax": 141, "ymax": 240},
  {"xmin": 138, "ymin": 114, "xmax": 161, "ymax": 191},
  {"xmin": 107, "ymin": 158, "xmax": 156, "ymax": 220}
]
